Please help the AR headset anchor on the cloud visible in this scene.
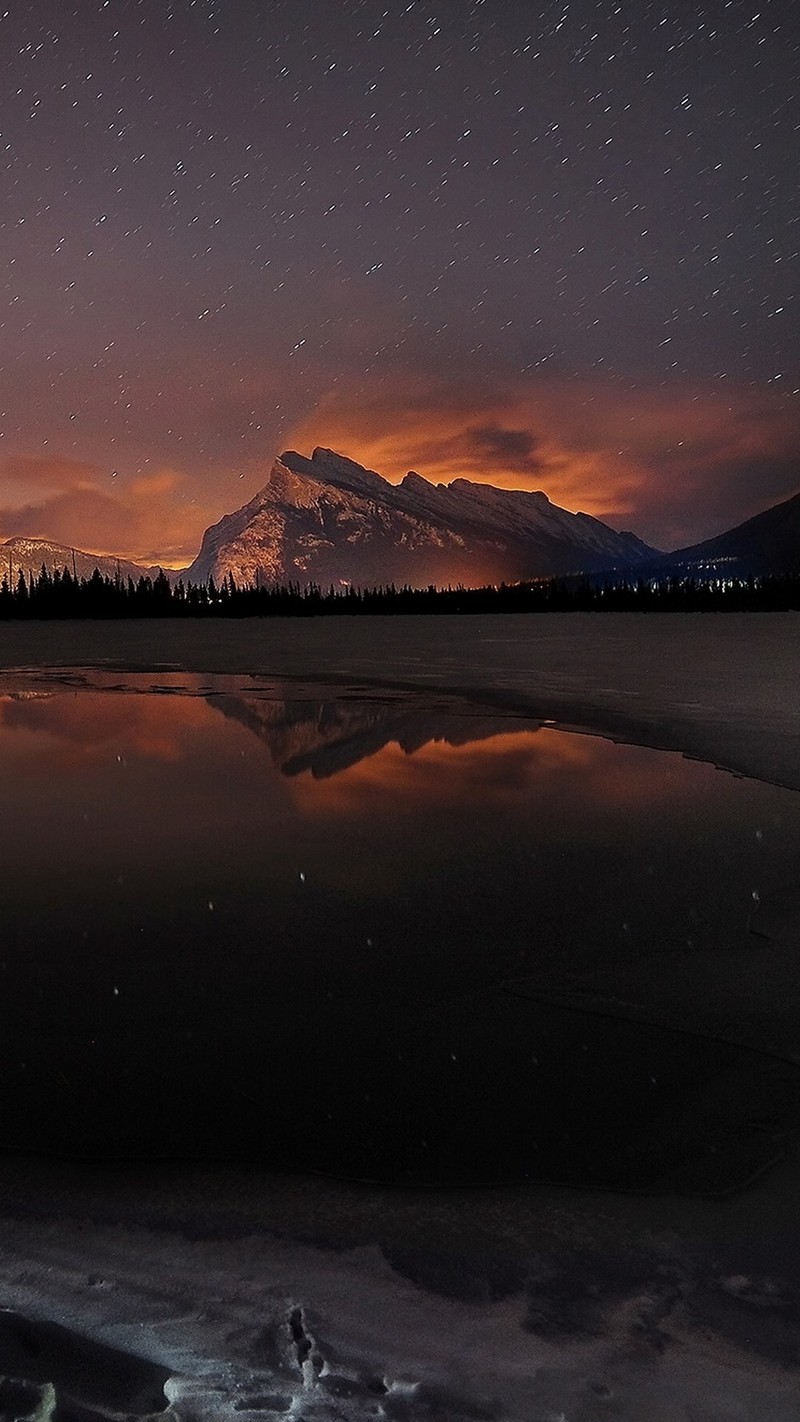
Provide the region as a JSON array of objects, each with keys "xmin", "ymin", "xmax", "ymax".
[
  {"xmin": 0, "ymin": 371, "xmax": 796, "ymax": 560},
  {"xmin": 0, "ymin": 488, "xmax": 133, "ymax": 548},
  {"xmin": 128, "ymin": 469, "xmax": 186, "ymax": 498},
  {"xmin": 467, "ymin": 423, "xmax": 544, "ymax": 474},
  {"xmin": 286, "ymin": 376, "xmax": 643, "ymax": 521},
  {"xmin": 287, "ymin": 375, "xmax": 800, "ymax": 549},
  {"xmin": 0, "ymin": 454, "xmax": 103, "ymax": 492},
  {"xmin": 0, "ymin": 463, "xmax": 217, "ymax": 566}
]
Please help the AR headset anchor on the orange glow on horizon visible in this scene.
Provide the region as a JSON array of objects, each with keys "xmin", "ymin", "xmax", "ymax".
[
  {"xmin": 285, "ymin": 724, "xmax": 710, "ymax": 820},
  {"xmin": 0, "ymin": 689, "xmax": 217, "ymax": 768},
  {"xmin": 286, "ymin": 377, "xmax": 800, "ymax": 548},
  {"xmin": 0, "ymin": 456, "xmax": 220, "ymax": 569},
  {"xmin": 0, "ymin": 376, "xmax": 797, "ymax": 562}
]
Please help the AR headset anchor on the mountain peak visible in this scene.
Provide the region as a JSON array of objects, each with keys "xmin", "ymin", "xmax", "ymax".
[
  {"xmin": 302, "ymin": 447, "xmax": 390, "ymax": 497},
  {"xmin": 187, "ymin": 445, "xmax": 656, "ymax": 588}
]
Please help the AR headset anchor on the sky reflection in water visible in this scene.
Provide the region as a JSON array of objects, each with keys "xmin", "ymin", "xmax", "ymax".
[{"xmin": 1, "ymin": 679, "xmax": 800, "ymax": 1193}]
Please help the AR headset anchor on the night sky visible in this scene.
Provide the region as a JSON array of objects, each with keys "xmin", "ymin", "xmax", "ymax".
[{"xmin": 0, "ymin": 0, "xmax": 797, "ymax": 565}]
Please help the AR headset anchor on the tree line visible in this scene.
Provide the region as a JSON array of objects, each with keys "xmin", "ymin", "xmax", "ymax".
[{"xmin": 0, "ymin": 562, "xmax": 798, "ymax": 618}]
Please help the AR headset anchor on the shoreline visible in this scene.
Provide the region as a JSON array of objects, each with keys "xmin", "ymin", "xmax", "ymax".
[
  {"xmin": 1, "ymin": 611, "xmax": 798, "ymax": 791},
  {"xmin": 1, "ymin": 1147, "xmax": 799, "ymax": 1419}
]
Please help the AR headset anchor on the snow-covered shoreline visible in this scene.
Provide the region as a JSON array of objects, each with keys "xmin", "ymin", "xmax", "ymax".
[{"xmin": 1, "ymin": 1150, "xmax": 799, "ymax": 1419}]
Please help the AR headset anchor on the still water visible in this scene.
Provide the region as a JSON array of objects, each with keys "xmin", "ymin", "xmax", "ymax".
[{"xmin": 2, "ymin": 672, "xmax": 800, "ymax": 1194}]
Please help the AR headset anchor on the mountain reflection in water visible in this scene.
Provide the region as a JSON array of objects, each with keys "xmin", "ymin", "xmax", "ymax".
[{"xmin": 1, "ymin": 678, "xmax": 800, "ymax": 1194}]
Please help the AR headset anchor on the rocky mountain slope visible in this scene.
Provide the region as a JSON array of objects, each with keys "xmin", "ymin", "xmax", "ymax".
[
  {"xmin": 186, "ymin": 447, "xmax": 655, "ymax": 589},
  {"xmin": 1, "ymin": 537, "xmax": 163, "ymax": 585},
  {"xmin": 645, "ymin": 488, "xmax": 800, "ymax": 578}
]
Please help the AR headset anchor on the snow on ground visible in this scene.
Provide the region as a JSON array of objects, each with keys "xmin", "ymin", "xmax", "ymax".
[
  {"xmin": 2, "ymin": 1155, "xmax": 800, "ymax": 1420},
  {"xmin": 0, "ymin": 613, "xmax": 798, "ymax": 1418}
]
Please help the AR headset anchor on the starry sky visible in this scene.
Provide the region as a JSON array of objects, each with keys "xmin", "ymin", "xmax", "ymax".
[{"xmin": 0, "ymin": 0, "xmax": 797, "ymax": 565}]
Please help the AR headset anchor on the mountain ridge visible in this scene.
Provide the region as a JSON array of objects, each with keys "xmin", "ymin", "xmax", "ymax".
[
  {"xmin": 4, "ymin": 449, "xmax": 797, "ymax": 589},
  {"xmin": 0, "ymin": 536, "xmax": 166, "ymax": 586},
  {"xmin": 643, "ymin": 489, "xmax": 800, "ymax": 577},
  {"xmin": 186, "ymin": 446, "xmax": 655, "ymax": 589}
]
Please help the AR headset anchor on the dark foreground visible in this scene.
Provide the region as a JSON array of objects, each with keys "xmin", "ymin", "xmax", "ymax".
[{"xmin": 0, "ymin": 615, "xmax": 797, "ymax": 1419}]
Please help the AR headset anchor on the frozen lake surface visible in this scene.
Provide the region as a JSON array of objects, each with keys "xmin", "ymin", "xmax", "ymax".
[
  {"xmin": 0, "ymin": 617, "xmax": 798, "ymax": 1419},
  {"xmin": 1, "ymin": 669, "xmax": 800, "ymax": 1196}
]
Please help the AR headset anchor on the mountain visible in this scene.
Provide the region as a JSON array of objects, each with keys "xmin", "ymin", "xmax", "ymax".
[
  {"xmin": 0, "ymin": 537, "xmax": 166, "ymax": 585},
  {"xmin": 207, "ymin": 691, "xmax": 540, "ymax": 779},
  {"xmin": 644, "ymin": 489, "xmax": 800, "ymax": 579},
  {"xmin": 187, "ymin": 447, "xmax": 655, "ymax": 589}
]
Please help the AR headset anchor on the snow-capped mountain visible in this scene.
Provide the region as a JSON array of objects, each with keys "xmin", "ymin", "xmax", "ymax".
[
  {"xmin": 0, "ymin": 536, "xmax": 165, "ymax": 585},
  {"xmin": 187, "ymin": 447, "xmax": 655, "ymax": 589}
]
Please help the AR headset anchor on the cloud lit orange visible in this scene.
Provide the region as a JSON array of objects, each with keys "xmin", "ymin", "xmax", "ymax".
[
  {"xmin": 0, "ymin": 455, "xmax": 222, "ymax": 567},
  {"xmin": 0, "ymin": 372, "xmax": 796, "ymax": 564},
  {"xmin": 285, "ymin": 725, "xmax": 713, "ymax": 824},
  {"xmin": 287, "ymin": 375, "xmax": 800, "ymax": 550},
  {"xmin": 0, "ymin": 690, "xmax": 216, "ymax": 767}
]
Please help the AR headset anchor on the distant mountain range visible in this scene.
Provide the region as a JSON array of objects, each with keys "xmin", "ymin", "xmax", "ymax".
[
  {"xmin": 0, "ymin": 537, "xmax": 165, "ymax": 585},
  {"xmin": 4, "ymin": 449, "xmax": 798, "ymax": 589},
  {"xmin": 641, "ymin": 488, "xmax": 800, "ymax": 579}
]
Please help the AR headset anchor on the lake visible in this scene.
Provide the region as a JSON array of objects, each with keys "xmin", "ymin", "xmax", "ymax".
[{"xmin": 2, "ymin": 668, "xmax": 800, "ymax": 1195}]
